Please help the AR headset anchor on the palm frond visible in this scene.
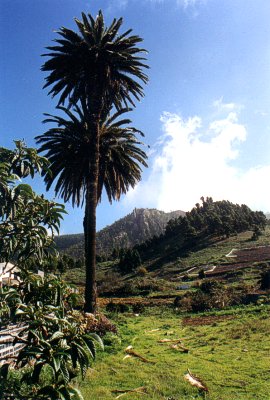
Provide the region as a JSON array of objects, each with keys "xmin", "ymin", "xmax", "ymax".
[
  {"xmin": 42, "ymin": 11, "xmax": 148, "ymax": 110},
  {"xmin": 36, "ymin": 107, "xmax": 148, "ymax": 207}
]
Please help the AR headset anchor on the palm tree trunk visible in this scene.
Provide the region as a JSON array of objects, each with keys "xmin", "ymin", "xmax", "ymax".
[{"xmin": 84, "ymin": 113, "xmax": 100, "ymax": 314}]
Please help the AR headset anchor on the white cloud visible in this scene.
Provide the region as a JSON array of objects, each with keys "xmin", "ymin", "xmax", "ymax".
[
  {"xmin": 123, "ymin": 109, "xmax": 270, "ymax": 213},
  {"xmin": 212, "ymin": 97, "xmax": 244, "ymax": 113},
  {"xmin": 111, "ymin": 0, "xmax": 206, "ymax": 11},
  {"xmin": 106, "ymin": 0, "xmax": 129, "ymax": 11},
  {"xmin": 255, "ymin": 109, "xmax": 268, "ymax": 117},
  {"xmin": 177, "ymin": 0, "xmax": 206, "ymax": 9}
]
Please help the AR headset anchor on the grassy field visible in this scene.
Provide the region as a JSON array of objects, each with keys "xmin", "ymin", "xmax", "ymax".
[{"xmin": 79, "ymin": 305, "xmax": 270, "ymax": 400}]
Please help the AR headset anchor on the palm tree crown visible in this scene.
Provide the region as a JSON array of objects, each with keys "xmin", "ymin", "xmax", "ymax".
[
  {"xmin": 36, "ymin": 106, "xmax": 148, "ymax": 206},
  {"xmin": 42, "ymin": 11, "xmax": 149, "ymax": 111}
]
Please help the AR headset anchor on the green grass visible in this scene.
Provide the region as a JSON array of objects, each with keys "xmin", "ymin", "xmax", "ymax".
[{"xmin": 79, "ymin": 305, "xmax": 270, "ymax": 400}]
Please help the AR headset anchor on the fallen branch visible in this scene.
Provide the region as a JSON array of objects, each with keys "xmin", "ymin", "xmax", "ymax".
[
  {"xmin": 124, "ymin": 346, "xmax": 154, "ymax": 364},
  {"xmin": 170, "ymin": 344, "xmax": 189, "ymax": 353},
  {"xmin": 112, "ymin": 386, "xmax": 147, "ymax": 399},
  {"xmin": 184, "ymin": 369, "xmax": 208, "ymax": 392},
  {"xmin": 158, "ymin": 338, "xmax": 183, "ymax": 344},
  {"xmin": 122, "ymin": 354, "xmax": 132, "ymax": 361}
]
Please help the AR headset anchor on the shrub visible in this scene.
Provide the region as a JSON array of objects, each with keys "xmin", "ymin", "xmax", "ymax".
[
  {"xmin": 137, "ymin": 266, "xmax": 148, "ymax": 276},
  {"xmin": 174, "ymin": 295, "xmax": 182, "ymax": 308},
  {"xmin": 106, "ymin": 301, "xmax": 130, "ymax": 313},
  {"xmin": 98, "ymin": 271, "xmax": 122, "ymax": 296},
  {"xmin": 178, "ymin": 296, "xmax": 193, "ymax": 312},
  {"xmin": 118, "ymin": 249, "xmax": 142, "ymax": 274},
  {"xmin": 259, "ymin": 269, "xmax": 270, "ymax": 290},
  {"xmin": 190, "ymin": 291, "xmax": 213, "ymax": 312},
  {"xmin": 0, "ymin": 274, "xmax": 103, "ymax": 400},
  {"xmin": 132, "ymin": 303, "xmax": 145, "ymax": 314},
  {"xmin": 174, "ymin": 282, "xmax": 256, "ymax": 312},
  {"xmin": 182, "ymin": 274, "xmax": 190, "ymax": 282},
  {"xmin": 198, "ymin": 269, "xmax": 206, "ymax": 279},
  {"xmin": 251, "ymin": 226, "xmax": 262, "ymax": 241},
  {"xmin": 200, "ymin": 279, "xmax": 224, "ymax": 294},
  {"xmin": 84, "ymin": 312, "xmax": 117, "ymax": 336}
]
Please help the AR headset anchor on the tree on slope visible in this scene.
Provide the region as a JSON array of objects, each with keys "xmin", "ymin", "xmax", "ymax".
[
  {"xmin": 36, "ymin": 106, "xmax": 148, "ymax": 312},
  {"xmin": 40, "ymin": 11, "xmax": 148, "ymax": 312}
]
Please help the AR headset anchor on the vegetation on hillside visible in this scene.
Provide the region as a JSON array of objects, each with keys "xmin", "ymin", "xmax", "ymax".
[
  {"xmin": 55, "ymin": 208, "xmax": 185, "ymax": 258},
  {"xmin": 135, "ymin": 197, "xmax": 266, "ymax": 266}
]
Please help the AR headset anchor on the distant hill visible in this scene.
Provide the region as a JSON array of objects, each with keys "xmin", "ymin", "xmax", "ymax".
[{"xmin": 55, "ymin": 208, "xmax": 185, "ymax": 258}]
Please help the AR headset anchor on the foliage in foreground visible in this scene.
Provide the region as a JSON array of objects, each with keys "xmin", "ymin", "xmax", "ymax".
[
  {"xmin": 0, "ymin": 141, "xmax": 66, "ymax": 267},
  {"xmin": 0, "ymin": 142, "xmax": 103, "ymax": 399},
  {"xmin": 0, "ymin": 273, "xmax": 103, "ymax": 400}
]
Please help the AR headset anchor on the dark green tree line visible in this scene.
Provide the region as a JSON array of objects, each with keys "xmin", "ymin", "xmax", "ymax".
[
  {"xmin": 136, "ymin": 198, "xmax": 267, "ymax": 258},
  {"xmin": 166, "ymin": 197, "xmax": 266, "ymax": 240}
]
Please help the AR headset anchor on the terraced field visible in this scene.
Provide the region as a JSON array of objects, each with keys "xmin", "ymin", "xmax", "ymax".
[{"xmin": 207, "ymin": 245, "xmax": 270, "ymax": 277}]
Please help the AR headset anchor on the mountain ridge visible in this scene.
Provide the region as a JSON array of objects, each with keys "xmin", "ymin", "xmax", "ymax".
[{"xmin": 55, "ymin": 208, "xmax": 185, "ymax": 257}]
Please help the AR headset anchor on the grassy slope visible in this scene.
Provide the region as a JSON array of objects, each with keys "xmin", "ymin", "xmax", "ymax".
[
  {"xmin": 80, "ymin": 306, "xmax": 270, "ymax": 400},
  {"xmin": 63, "ymin": 227, "xmax": 270, "ymax": 294},
  {"xmin": 146, "ymin": 227, "xmax": 270, "ymax": 278}
]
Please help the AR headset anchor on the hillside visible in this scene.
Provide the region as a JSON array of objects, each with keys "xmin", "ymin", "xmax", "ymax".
[
  {"xmin": 55, "ymin": 208, "xmax": 185, "ymax": 257},
  {"xmin": 62, "ymin": 200, "xmax": 269, "ymax": 300}
]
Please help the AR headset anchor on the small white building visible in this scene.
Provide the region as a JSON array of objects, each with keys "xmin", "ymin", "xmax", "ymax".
[{"xmin": 0, "ymin": 262, "xmax": 21, "ymax": 286}]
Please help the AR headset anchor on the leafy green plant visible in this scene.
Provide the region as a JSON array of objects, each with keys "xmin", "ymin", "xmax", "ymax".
[
  {"xmin": 0, "ymin": 143, "xmax": 102, "ymax": 399},
  {"xmin": 0, "ymin": 141, "xmax": 66, "ymax": 268},
  {"xmin": 0, "ymin": 274, "xmax": 103, "ymax": 400},
  {"xmin": 0, "ymin": 286, "xmax": 21, "ymax": 326}
]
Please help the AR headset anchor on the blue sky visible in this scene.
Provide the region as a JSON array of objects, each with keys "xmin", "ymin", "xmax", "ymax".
[{"xmin": 1, "ymin": 0, "xmax": 270, "ymax": 234}]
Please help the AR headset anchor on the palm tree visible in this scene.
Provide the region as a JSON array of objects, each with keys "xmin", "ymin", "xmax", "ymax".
[
  {"xmin": 41, "ymin": 11, "xmax": 148, "ymax": 312},
  {"xmin": 36, "ymin": 106, "xmax": 148, "ymax": 312}
]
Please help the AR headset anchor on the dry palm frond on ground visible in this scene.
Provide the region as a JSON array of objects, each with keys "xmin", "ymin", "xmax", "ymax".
[{"xmin": 184, "ymin": 369, "xmax": 209, "ymax": 392}]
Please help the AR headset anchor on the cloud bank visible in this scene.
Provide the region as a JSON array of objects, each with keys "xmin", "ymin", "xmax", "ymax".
[
  {"xmin": 112, "ymin": 0, "xmax": 206, "ymax": 11},
  {"xmin": 124, "ymin": 107, "xmax": 270, "ymax": 213}
]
